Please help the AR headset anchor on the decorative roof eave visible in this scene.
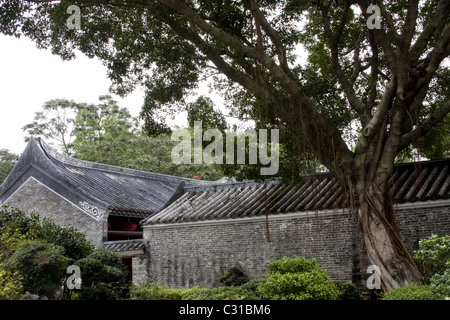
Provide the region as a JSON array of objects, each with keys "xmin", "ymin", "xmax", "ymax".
[
  {"xmin": 143, "ymin": 158, "xmax": 450, "ymax": 226},
  {"xmin": 109, "ymin": 208, "xmax": 153, "ymax": 218},
  {"xmin": 104, "ymin": 239, "xmax": 145, "ymax": 256}
]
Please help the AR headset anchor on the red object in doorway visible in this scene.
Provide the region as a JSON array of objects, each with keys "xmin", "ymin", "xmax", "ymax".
[{"xmin": 120, "ymin": 221, "xmax": 137, "ymax": 231}]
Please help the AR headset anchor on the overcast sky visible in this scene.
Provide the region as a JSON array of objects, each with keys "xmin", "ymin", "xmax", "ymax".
[{"xmin": 0, "ymin": 34, "xmax": 201, "ymax": 155}]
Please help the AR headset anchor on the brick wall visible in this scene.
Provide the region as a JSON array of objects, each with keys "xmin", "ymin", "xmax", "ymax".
[
  {"xmin": 3, "ymin": 177, "xmax": 107, "ymax": 246},
  {"xmin": 143, "ymin": 202, "xmax": 450, "ymax": 288}
]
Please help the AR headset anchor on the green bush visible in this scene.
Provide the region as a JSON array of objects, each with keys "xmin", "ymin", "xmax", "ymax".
[
  {"xmin": 0, "ymin": 267, "xmax": 23, "ymax": 300},
  {"xmin": 131, "ymin": 257, "xmax": 361, "ymax": 301},
  {"xmin": 430, "ymin": 267, "xmax": 450, "ymax": 300},
  {"xmin": 0, "ymin": 207, "xmax": 94, "ymax": 264},
  {"xmin": 131, "ymin": 278, "xmax": 268, "ymax": 301},
  {"xmin": 219, "ymin": 266, "xmax": 249, "ymax": 286},
  {"xmin": 257, "ymin": 256, "xmax": 340, "ymax": 300},
  {"xmin": 382, "ymin": 283, "xmax": 436, "ymax": 300},
  {"xmin": 130, "ymin": 283, "xmax": 185, "ymax": 300},
  {"xmin": 238, "ymin": 279, "xmax": 267, "ymax": 300},
  {"xmin": 413, "ymin": 234, "xmax": 450, "ymax": 282},
  {"xmin": 74, "ymin": 248, "xmax": 127, "ymax": 300},
  {"xmin": 334, "ymin": 282, "xmax": 362, "ymax": 300},
  {"xmin": 3, "ymin": 240, "xmax": 68, "ymax": 298},
  {"xmin": 183, "ymin": 286, "xmax": 245, "ymax": 300},
  {"xmin": 266, "ymin": 256, "xmax": 319, "ymax": 274}
]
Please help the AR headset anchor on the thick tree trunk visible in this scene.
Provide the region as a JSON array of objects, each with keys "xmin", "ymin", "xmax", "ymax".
[{"xmin": 354, "ymin": 178, "xmax": 424, "ymax": 291}]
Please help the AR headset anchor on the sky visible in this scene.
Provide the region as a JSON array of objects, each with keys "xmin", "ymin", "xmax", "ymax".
[
  {"xmin": 0, "ymin": 34, "xmax": 150, "ymax": 154},
  {"xmin": 0, "ymin": 34, "xmax": 227, "ymax": 156}
]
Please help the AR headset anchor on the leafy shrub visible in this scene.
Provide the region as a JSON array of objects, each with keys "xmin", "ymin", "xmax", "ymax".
[
  {"xmin": 382, "ymin": 283, "xmax": 436, "ymax": 300},
  {"xmin": 429, "ymin": 267, "xmax": 450, "ymax": 300},
  {"xmin": 131, "ymin": 278, "xmax": 268, "ymax": 300},
  {"xmin": 257, "ymin": 256, "xmax": 340, "ymax": 300},
  {"xmin": 130, "ymin": 283, "xmax": 185, "ymax": 300},
  {"xmin": 334, "ymin": 282, "xmax": 362, "ymax": 300},
  {"xmin": 74, "ymin": 248, "xmax": 127, "ymax": 300},
  {"xmin": 32, "ymin": 216, "xmax": 94, "ymax": 263},
  {"xmin": 0, "ymin": 207, "xmax": 94, "ymax": 264},
  {"xmin": 413, "ymin": 234, "xmax": 450, "ymax": 282},
  {"xmin": 0, "ymin": 267, "xmax": 23, "ymax": 300},
  {"xmin": 3, "ymin": 240, "xmax": 68, "ymax": 298},
  {"xmin": 266, "ymin": 256, "xmax": 319, "ymax": 274},
  {"xmin": 182, "ymin": 286, "xmax": 245, "ymax": 300},
  {"xmin": 219, "ymin": 266, "xmax": 249, "ymax": 286},
  {"xmin": 238, "ymin": 279, "xmax": 267, "ymax": 300}
]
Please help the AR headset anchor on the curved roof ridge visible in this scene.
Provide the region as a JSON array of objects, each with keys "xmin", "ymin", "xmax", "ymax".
[{"xmin": 38, "ymin": 138, "xmax": 211, "ymax": 185}]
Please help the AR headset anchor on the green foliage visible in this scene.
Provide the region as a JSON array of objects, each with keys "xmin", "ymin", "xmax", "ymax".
[
  {"xmin": 130, "ymin": 257, "xmax": 360, "ymax": 300},
  {"xmin": 31, "ymin": 217, "xmax": 95, "ymax": 264},
  {"xmin": 413, "ymin": 234, "xmax": 450, "ymax": 282},
  {"xmin": 219, "ymin": 266, "xmax": 249, "ymax": 287},
  {"xmin": 0, "ymin": 149, "xmax": 19, "ymax": 185},
  {"xmin": 130, "ymin": 281, "xmax": 265, "ymax": 301},
  {"xmin": 258, "ymin": 269, "xmax": 340, "ymax": 300},
  {"xmin": 0, "ymin": 207, "xmax": 94, "ymax": 264},
  {"xmin": 258, "ymin": 256, "xmax": 340, "ymax": 300},
  {"xmin": 0, "ymin": 224, "xmax": 26, "ymax": 300},
  {"xmin": 429, "ymin": 267, "xmax": 450, "ymax": 300},
  {"xmin": 0, "ymin": 267, "xmax": 23, "ymax": 300},
  {"xmin": 385, "ymin": 234, "xmax": 450, "ymax": 300},
  {"xmin": 0, "ymin": 207, "xmax": 95, "ymax": 299},
  {"xmin": 334, "ymin": 282, "xmax": 363, "ymax": 300},
  {"xmin": 382, "ymin": 284, "xmax": 436, "ymax": 300},
  {"xmin": 187, "ymin": 96, "xmax": 228, "ymax": 132},
  {"xmin": 182, "ymin": 286, "xmax": 250, "ymax": 300},
  {"xmin": 71, "ymin": 95, "xmax": 136, "ymax": 164},
  {"xmin": 266, "ymin": 256, "xmax": 320, "ymax": 274},
  {"xmin": 130, "ymin": 283, "xmax": 187, "ymax": 300},
  {"xmin": 22, "ymin": 99, "xmax": 80, "ymax": 155},
  {"xmin": 73, "ymin": 248, "xmax": 128, "ymax": 300},
  {"xmin": 3, "ymin": 240, "xmax": 68, "ymax": 299}
]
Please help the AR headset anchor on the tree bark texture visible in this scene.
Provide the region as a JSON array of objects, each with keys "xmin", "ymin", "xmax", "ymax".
[{"xmin": 351, "ymin": 161, "xmax": 424, "ymax": 291}]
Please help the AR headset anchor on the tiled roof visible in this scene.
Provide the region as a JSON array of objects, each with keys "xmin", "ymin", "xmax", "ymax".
[
  {"xmin": 143, "ymin": 159, "xmax": 450, "ymax": 225},
  {"xmin": 0, "ymin": 137, "xmax": 211, "ymax": 216},
  {"xmin": 104, "ymin": 239, "xmax": 145, "ymax": 252}
]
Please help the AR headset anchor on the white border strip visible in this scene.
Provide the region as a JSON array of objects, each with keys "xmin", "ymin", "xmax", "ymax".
[{"xmin": 144, "ymin": 198, "xmax": 450, "ymax": 229}]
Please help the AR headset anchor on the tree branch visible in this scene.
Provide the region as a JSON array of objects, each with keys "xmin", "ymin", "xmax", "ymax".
[
  {"xmin": 399, "ymin": 99, "xmax": 450, "ymax": 150},
  {"xmin": 410, "ymin": 0, "xmax": 450, "ymax": 65},
  {"xmin": 158, "ymin": 0, "xmax": 353, "ymax": 170},
  {"xmin": 403, "ymin": 0, "xmax": 419, "ymax": 47},
  {"xmin": 354, "ymin": 76, "xmax": 397, "ymax": 155},
  {"xmin": 249, "ymin": 0, "xmax": 290, "ymax": 74},
  {"xmin": 319, "ymin": 3, "xmax": 366, "ymax": 115}
]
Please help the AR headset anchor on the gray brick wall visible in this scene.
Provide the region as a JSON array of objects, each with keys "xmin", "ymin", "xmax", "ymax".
[
  {"xmin": 143, "ymin": 202, "xmax": 450, "ymax": 288},
  {"xmin": 3, "ymin": 177, "xmax": 107, "ymax": 246}
]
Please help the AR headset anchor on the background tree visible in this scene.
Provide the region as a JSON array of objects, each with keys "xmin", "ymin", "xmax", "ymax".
[
  {"xmin": 0, "ymin": 149, "xmax": 19, "ymax": 185},
  {"xmin": 71, "ymin": 95, "xmax": 136, "ymax": 165},
  {"xmin": 22, "ymin": 99, "xmax": 80, "ymax": 155},
  {"xmin": 186, "ymin": 95, "xmax": 228, "ymax": 132},
  {"xmin": 21, "ymin": 95, "xmax": 225, "ymax": 180},
  {"xmin": 1, "ymin": 0, "xmax": 449, "ymax": 290}
]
